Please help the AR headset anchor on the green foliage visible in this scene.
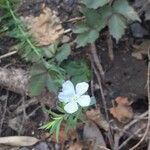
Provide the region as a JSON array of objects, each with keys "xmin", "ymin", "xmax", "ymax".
[
  {"xmin": 1, "ymin": 0, "xmax": 42, "ymax": 61},
  {"xmin": 76, "ymin": 29, "xmax": 99, "ymax": 47},
  {"xmin": 55, "ymin": 44, "xmax": 71, "ymax": 64},
  {"xmin": 74, "ymin": 0, "xmax": 140, "ymax": 46},
  {"xmin": 81, "ymin": 0, "xmax": 110, "ymax": 9},
  {"xmin": 0, "ymin": 0, "xmax": 5, "ymax": 5},
  {"xmin": 29, "ymin": 63, "xmax": 65, "ymax": 96},
  {"xmin": 113, "ymin": 0, "xmax": 140, "ymax": 22},
  {"xmin": 108, "ymin": 14, "xmax": 126, "ymax": 42},
  {"xmin": 63, "ymin": 60, "xmax": 91, "ymax": 85},
  {"xmin": 41, "ymin": 106, "xmax": 84, "ymax": 142},
  {"xmin": 40, "ymin": 109, "xmax": 65, "ymax": 142},
  {"xmin": 1, "ymin": 0, "xmax": 72, "ymax": 95}
]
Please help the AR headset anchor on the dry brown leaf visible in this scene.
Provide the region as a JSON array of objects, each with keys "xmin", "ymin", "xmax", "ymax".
[
  {"xmin": 50, "ymin": 123, "xmax": 78, "ymax": 144},
  {"xmin": 109, "ymin": 97, "xmax": 134, "ymax": 123},
  {"xmin": 86, "ymin": 107, "xmax": 109, "ymax": 131},
  {"xmin": 132, "ymin": 40, "xmax": 150, "ymax": 60},
  {"xmin": 83, "ymin": 122, "xmax": 107, "ymax": 150},
  {"xmin": 0, "ymin": 136, "xmax": 39, "ymax": 146},
  {"xmin": 68, "ymin": 142, "xmax": 83, "ymax": 150},
  {"xmin": 21, "ymin": 5, "xmax": 64, "ymax": 46}
]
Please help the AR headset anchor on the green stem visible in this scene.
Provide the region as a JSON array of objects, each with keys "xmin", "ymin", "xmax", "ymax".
[{"xmin": 6, "ymin": 0, "xmax": 41, "ymax": 58}]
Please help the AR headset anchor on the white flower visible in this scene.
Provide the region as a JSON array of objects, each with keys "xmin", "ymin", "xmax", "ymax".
[{"xmin": 58, "ymin": 80, "xmax": 91, "ymax": 114}]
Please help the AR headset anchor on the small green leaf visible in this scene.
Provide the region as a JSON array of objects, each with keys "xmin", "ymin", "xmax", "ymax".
[
  {"xmin": 90, "ymin": 96, "xmax": 96, "ymax": 105},
  {"xmin": 28, "ymin": 74, "xmax": 47, "ymax": 96},
  {"xmin": 81, "ymin": 0, "xmax": 110, "ymax": 9},
  {"xmin": 42, "ymin": 43, "xmax": 58, "ymax": 58},
  {"xmin": 73, "ymin": 22, "xmax": 90, "ymax": 33},
  {"xmin": 46, "ymin": 75, "xmax": 60, "ymax": 93},
  {"xmin": 83, "ymin": 8, "xmax": 101, "ymax": 28},
  {"xmin": 76, "ymin": 29, "xmax": 99, "ymax": 47},
  {"xmin": 55, "ymin": 119, "xmax": 63, "ymax": 142},
  {"xmin": 56, "ymin": 44, "xmax": 71, "ymax": 64},
  {"xmin": 30, "ymin": 64, "xmax": 47, "ymax": 76},
  {"xmin": 113, "ymin": 0, "xmax": 140, "ymax": 22},
  {"xmin": 63, "ymin": 60, "xmax": 91, "ymax": 85},
  {"xmin": 108, "ymin": 14, "xmax": 126, "ymax": 42}
]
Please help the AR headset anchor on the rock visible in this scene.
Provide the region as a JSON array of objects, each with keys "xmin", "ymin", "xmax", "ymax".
[
  {"xmin": 130, "ymin": 22, "xmax": 149, "ymax": 38},
  {"xmin": 35, "ymin": 142, "xmax": 50, "ymax": 150}
]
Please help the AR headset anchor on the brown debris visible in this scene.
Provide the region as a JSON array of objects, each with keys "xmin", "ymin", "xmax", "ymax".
[
  {"xmin": 50, "ymin": 123, "xmax": 78, "ymax": 144},
  {"xmin": 132, "ymin": 40, "xmax": 150, "ymax": 60},
  {"xmin": 109, "ymin": 97, "xmax": 134, "ymax": 123},
  {"xmin": 21, "ymin": 5, "xmax": 64, "ymax": 46},
  {"xmin": 86, "ymin": 107, "xmax": 109, "ymax": 131}
]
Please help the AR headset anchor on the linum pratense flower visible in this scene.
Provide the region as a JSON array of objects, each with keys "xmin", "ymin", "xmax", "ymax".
[{"xmin": 58, "ymin": 80, "xmax": 91, "ymax": 114}]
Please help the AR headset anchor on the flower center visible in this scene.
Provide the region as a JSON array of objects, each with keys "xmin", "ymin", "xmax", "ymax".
[{"xmin": 71, "ymin": 95, "xmax": 79, "ymax": 102}]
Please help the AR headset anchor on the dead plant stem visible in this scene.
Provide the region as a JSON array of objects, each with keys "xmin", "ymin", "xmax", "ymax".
[
  {"xmin": 90, "ymin": 54, "xmax": 114, "ymax": 149},
  {"xmin": 90, "ymin": 43, "xmax": 105, "ymax": 80}
]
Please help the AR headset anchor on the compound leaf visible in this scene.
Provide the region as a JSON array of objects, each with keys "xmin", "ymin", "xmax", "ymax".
[
  {"xmin": 63, "ymin": 60, "xmax": 91, "ymax": 85},
  {"xmin": 108, "ymin": 14, "xmax": 126, "ymax": 42},
  {"xmin": 83, "ymin": 8, "xmax": 101, "ymax": 28},
  {"xmin": 29, "ymin": 74, "xmax": 47, "ymax": 96},
  {"xmin": 76, "ymin": 29, "xmax": 99, "ymax": 47},
  {"xmin": 46, "ymin": 75, "xmax": 60, "ymax": 93},
  {"xmin": 113, "ymin": 0, "xmax": 140, "ymax": 22},
  {"xmin": 56, "ymin": 44, "xmax": 71, "ymax": 64}
]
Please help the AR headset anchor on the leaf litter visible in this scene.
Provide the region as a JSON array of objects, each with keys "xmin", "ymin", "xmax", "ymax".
[
  {"xmin": 21, "ymin": 4, "xmax": 64, "ymax": 46},
  {"xmin": 109, "ymin": 96, "xmax": 134, "ymax": 123}
]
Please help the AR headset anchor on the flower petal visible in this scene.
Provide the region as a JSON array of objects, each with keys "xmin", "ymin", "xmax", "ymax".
[
  {"xmin": 76, "ymin": 82, "xmax": 89, "ymax": 96},
  {"xmin": 58, "ymin": 92, "xmax": 70, "ymax": 103},
  {"xmin": 62, "ymin": 80, "xmax": 75, "ymax": 95},
  {"xmin": 58, "ymin": 80, "xmax": 75, "ymax": 103},
  {"xmin": 77, "ymin": 95, "xmax": 91, "ymax": 107},
  {"xmin": 64, "ymin": 102, "xmax": 78, "ymax": 114}
]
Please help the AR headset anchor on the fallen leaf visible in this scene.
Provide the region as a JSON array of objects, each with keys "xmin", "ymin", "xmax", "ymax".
[
  {"xmin": 83, "ymin": 122, "xmax": 106, "ymax": 150},
  {"xmin": 109, "ymin": 97, "xmax": 134, "ymax": 123},
  {"xmin": 21, "ymin": 5, "xmax": 64, "ymax": 46},
  {"xmin": 68, "ymin": 142, "xmax": 83, "ymax": 150},
  {"xmin": 132, "ymin": 40, "xmax": 150, "ymax": 60},
  {"xmin": 115, "ymin": 96, "xmax": 130, "ymax": 105},
  {"xmin": 50, "ymin": 123, "xmax": 78, "ymax": 144},
  {"xmin": 0, "ymin": 136, "xmax": 39, "ymax": 146},
  {"xmin": 8, "ymin": 116, "xmax": 23, "ymax": 133},
  {"xmin": 86, "ymin": 106, "xmax": 109, "ymax": 131}
]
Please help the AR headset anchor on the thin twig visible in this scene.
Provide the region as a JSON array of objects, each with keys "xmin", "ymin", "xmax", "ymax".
[
  {"xmin": 18, "ymin": 94, "xmax": 27, "ymax": 135},
  {"xmin": 63, "ymin": 29, "xmax": 71, "ymax": 34},
  {"xmin": 90, "ymin": 43, "xmax": 105, "ymax": 80},
  {"xmin": 107, "ymin": 34, "xmax": 114, "ymax": 61},
  {"xmin": 113, "ymin": 111, "xmax": 148, "ymax": 149},
  {"xmin": 90, "ymin": 55, "xmax": 114, "ymax": 148},
  {"xmin": 120, "ymin": 111, "xmax": 148, "ymax": 138},
  {"xmin": 137, "ymin": 1, "xmax": 150, "ymax": 15},
  {"xmin": 0, "ymin": 51, "xmax": 17, "ymax": 59},
  {"xmin": 66, "ymin": 16, "xmax": 85, "ymax": 23},
  {"xmin": 119, "ymin": 127, "xmax": 144, "ymax": 149},
  {"xmin": 0, "ymin": 91, "xmax": 8, "ymax": 135},
  {"xmin": 129, "ymin": 48, "xmax": 150, "ymax": 150}
]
